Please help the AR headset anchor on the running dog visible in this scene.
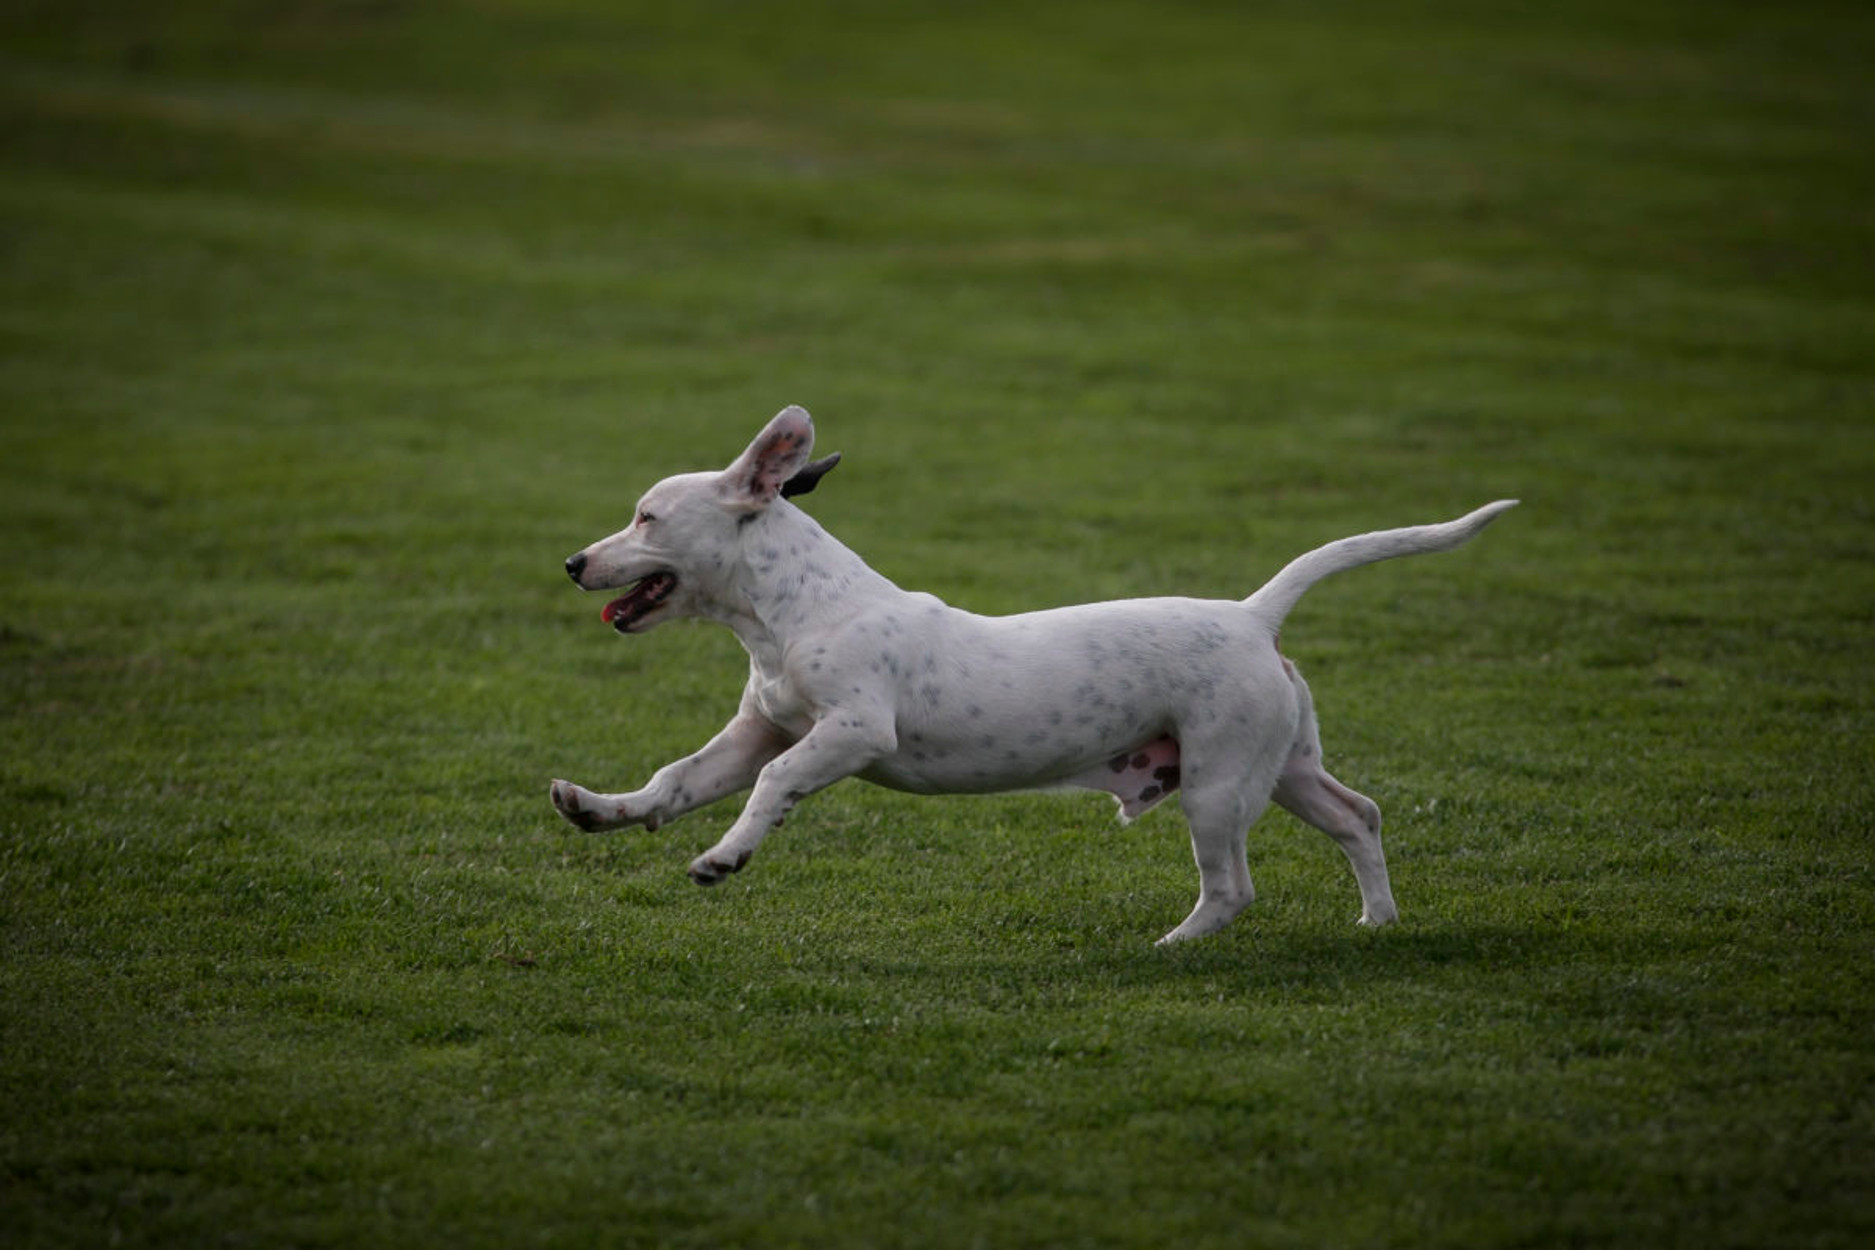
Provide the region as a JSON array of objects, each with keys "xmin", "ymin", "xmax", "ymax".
[{"xmin": 552, "ymin": 406, "xmax": 1514, "ymax": 943}]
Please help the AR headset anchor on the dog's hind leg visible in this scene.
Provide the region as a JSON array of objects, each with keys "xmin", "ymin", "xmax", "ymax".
[
  {"xmin": 1157, "ymin": 771, "xmax": 1273, "ymax": 945},
  {"xmin": 1274, "ymin": 765, "xmax": 1394, "ymax": 926},
  {"xmin": 1156, "ymin": 715, "xmax": 1293, "ymax": 945},
  {"xmin": 1271, "ymin": 664, "xmax": 1397, "ymax": 926}
]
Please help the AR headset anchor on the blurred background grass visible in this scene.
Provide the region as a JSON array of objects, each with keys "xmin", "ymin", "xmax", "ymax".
[{"xmin": 2, "ymin": 2, "xmax": 1872, "ymax": 1247}]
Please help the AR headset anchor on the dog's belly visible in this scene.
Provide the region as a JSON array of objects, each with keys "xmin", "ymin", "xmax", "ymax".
[
  {"xmin": 859, "ymin": 699, "xmax": 1173, "ymax": 796},
  {"xmin": 858, "ymin": 741, "xmax": 1143, "ymax": 796},
  {"xmin": 861, "ymin": 731, "xmax": 1183, "ymax": 816}
]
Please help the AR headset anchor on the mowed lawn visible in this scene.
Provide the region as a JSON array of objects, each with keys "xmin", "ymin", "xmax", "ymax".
[{"xmin": 3, "ymin": 2, "xmax": 1872, "ymax": 1246}]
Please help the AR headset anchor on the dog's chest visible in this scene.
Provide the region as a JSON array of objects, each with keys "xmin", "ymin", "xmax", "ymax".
[{"xmin": 750, "ymin": 667, "xmax": 816, "ymax": 739}]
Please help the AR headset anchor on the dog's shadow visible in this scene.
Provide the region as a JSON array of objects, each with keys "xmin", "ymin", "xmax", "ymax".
[{"xmin": 904, "ymin": 919, "xmax": 1570, "ymax": 1001}]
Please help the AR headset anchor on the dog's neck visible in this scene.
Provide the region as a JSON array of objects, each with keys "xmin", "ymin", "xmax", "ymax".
[{"xmin": 705, "ymin": 500, "xmax": 898, "ymax": 671}]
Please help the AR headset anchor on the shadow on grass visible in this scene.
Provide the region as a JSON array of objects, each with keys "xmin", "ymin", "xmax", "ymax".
[{"xmin": 841, "ymin": 917, "xmax": 1575, "ymax": 1004}]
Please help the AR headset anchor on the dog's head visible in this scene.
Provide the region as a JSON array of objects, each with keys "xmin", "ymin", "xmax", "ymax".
[{"xmin": 564, "ymin": 405, "xmax": 840, "ymax": 633}]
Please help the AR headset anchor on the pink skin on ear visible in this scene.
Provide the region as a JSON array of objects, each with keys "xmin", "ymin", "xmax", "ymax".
[{"xmin": 727, "ymin": 408, "xmax": 815, "ymax": 507}]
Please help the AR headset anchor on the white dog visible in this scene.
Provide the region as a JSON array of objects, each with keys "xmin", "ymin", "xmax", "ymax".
[{"xmin": 552, "ymin": 406, "xmax": 1513, "ymax": 943}]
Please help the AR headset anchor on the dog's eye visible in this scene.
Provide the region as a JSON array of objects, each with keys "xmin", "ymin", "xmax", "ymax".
[{"xmin": 636, "ymin": 510, "xmax": 655, "ymax": 526}]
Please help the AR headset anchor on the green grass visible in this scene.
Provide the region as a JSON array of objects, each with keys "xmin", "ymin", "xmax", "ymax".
[{"xmin": 3, "ymin": 1, "xmax": 1873, "ymax": 1246}]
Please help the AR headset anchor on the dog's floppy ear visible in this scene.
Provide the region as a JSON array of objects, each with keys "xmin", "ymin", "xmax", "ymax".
[
  {"xmin": 780, "ymin": 452, "xmax": 841, "ymax": 499},
  {"xmin": 721, "ymin": 405, "xmax": 815, "ymax": 511}
]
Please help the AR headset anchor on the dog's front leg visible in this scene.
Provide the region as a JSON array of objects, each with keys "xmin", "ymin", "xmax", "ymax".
[
  {"xmin": 551, "ymin": 712, "xmax": 791, "ymax": 833},
  {"xmin": 687, "ymin": 714, "xmax": 895, "ymax": 885}
]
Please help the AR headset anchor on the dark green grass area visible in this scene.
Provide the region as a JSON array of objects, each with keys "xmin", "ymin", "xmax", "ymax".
[{"xmin": 3, "ymin": 1, "xmax": 1873, "ymax": 1246}]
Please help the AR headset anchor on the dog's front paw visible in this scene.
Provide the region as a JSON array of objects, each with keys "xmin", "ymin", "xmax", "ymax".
[
  {"xmin": 550, "ymin": 780, "xmax": 611, "ymax": 832},
  {"xmin": 687, "ymin": 847, "xmax": 753, "ymax": 886}
]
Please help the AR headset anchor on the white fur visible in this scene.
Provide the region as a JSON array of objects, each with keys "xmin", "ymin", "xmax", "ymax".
[{"xmin": 552, "ymin": 406, "xmax": 1514, "ymax": 943}]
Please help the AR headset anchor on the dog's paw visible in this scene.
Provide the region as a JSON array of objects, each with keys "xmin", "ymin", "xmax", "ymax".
[
  {"xmin": 687, "ymin": 848, "xmax": 752, "ymax": 886},
  {"xmin": 550, "ymin": 780, "xmax": 610, "ymax": 832}
]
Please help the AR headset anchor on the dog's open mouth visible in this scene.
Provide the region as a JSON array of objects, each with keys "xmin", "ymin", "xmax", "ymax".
[{"xmin": 601, "ymin": 572, "xmax": 677, "ymax": 632}]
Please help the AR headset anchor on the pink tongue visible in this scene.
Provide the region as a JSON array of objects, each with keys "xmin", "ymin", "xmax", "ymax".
[{"xmin": 601, "ymin": 597, "xmax": 629, "ymax": 624}]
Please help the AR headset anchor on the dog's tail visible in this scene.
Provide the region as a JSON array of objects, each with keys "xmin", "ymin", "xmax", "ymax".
[{"xmin": 1244, "ymin": 500, "xmax": 1518, "ymax": 630}]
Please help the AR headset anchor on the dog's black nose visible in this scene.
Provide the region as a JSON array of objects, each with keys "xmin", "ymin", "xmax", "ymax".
[{"xmin": 565, "ymin": 552, "xmax": 587, "ymax": 584}]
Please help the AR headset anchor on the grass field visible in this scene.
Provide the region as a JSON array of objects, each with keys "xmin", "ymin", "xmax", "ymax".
[{"xmin": 3, "ymin": 1, "xmax": 1873, "ymax": 1246}]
